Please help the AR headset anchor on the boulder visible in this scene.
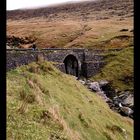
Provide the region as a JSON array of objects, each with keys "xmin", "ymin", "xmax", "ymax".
[
  {"xmin": 119, "ymin": 103, "xmax": 133, "ymax": 116},
  {"xmin": 89, "ymin": 82, "xmax": 102, "ymax": 92},
  {"xmin": 117, "ymin": 91, "xmax": 134, "ymax": 108},
  {"xmin": 6, "ymin": 45, "xmax": 11, "ymax": 49},
  {"xmin": 122, "ymin": 94, "xmax": 134, "ymax": 107},
  {"xmin": 99, "ymin": 80, "xmax": 109, "ymax": 87},
  {"xmin": 78, "ymin": 79, "xmax": 86, "ymax": 85}
]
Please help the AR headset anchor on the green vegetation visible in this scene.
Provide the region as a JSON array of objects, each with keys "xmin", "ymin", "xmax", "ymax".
[
  {"xmin": 91, "ymin": 47, "xmax": 133, "ymax": 92},
  {"xmin": 7, "ymin": 61, "xmax": 133, "ymax": 140}
]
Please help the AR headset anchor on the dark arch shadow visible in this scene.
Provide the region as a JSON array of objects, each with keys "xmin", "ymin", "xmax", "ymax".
[{"xmin": 63, "ymin": 55, "xmax": 79, "ymax": 77}]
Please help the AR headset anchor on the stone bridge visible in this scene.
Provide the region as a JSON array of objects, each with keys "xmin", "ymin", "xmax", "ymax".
[{"xmin": 7, "ymin": 48, "xmax": 122, "ymax": 78}]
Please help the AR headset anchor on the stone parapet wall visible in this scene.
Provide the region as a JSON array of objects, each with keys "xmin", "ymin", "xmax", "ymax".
[
  {"xmin": 7, "ymin": 51, "xmax": 38, "ymax": 71},
  {"xmin": 6, "ymin": 49, "xmax": 84, "ymax": 71},
  {"xmin": 7, "ymin": 48, "xmax": 120, "ymax": 78}
]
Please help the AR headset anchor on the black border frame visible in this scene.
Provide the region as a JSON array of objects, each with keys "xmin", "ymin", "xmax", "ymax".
[
  {"xmin": 1, "ymin": 0, "xmax": 138, "ymax": 139},
  {"xmin": 0, "ymin": 0, "xmax": 6, "ymax": 139}
]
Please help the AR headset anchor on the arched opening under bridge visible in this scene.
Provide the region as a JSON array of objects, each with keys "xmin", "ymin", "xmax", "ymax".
[{"xmin": 63, "ymin": 55, "xmax": 79, "ymax": 77}]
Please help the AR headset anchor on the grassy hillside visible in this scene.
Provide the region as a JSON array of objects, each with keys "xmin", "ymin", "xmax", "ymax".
[
  {"xmin": 7, "ymin": 61, "xmax": 133, "ymax": 140},
  {"xmin": 92, "ymin": 47, "xmax": 134, "ymax": 91},
  {"xmin": 7, "ymin": 0, "xmax": 133, "ymax": 49},
  {"xmin": 7, "ymin": 18, "xmax": 133, "ymax": 49}
]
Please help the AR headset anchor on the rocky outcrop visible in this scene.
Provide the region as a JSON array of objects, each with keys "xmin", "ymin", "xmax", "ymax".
[
  {"xmin": 78, "ymin": 78, "xmax": 134, "ymax": 119},
  {"xmin": 7, "ymin": 35, "xmax": 36, "ymax": 49},
  {"xmin": 89, "ymin": 82, "xmax": 102, "ymax": 92}
]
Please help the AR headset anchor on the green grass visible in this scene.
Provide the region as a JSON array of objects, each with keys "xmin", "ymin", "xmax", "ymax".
[
  {"xmin": 91, "ymin": 47, "xmax": 133, "ymax": 91},
  {"xmin": 7, "ymin": 61, "xmax": 133, "ymax": 140}
]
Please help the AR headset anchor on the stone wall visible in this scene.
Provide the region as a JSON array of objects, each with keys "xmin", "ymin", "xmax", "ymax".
[
  {"xmin": 7, "ymin": 51, "xmax": 38, "ymax": 71},
  {"xmin": 6, "ymin": 49, "xmax": 109, "ymax": 78},
  {"xmin": 6, "ymin": 49, "xmax": 84, "ymax": 72},
  {"xmin": 81, "ymin": 61, "xmax": 106, "ymax": 78}
]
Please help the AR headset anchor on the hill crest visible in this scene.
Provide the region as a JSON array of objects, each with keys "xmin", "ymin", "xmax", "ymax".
[{"xmin": 7, "ymin": 0, "xmax": 133, "ymax": 20}]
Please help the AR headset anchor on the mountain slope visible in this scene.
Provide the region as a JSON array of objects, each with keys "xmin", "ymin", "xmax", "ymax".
[
  {"xmin": 7, "ymin": 0, "xmax": 133, "ymax": 49},
  {"xmin": 7, "ymin": 0, "xmax": 133, "ymax": 20},
  {"xmin": 7, "ymin": 61, "xmax": 133, "ymax": 140}
]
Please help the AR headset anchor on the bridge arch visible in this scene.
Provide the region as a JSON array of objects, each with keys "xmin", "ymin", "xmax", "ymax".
[{"xmin": 63, "ymin": 54, "xmax": 79, "ymax": 77}]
